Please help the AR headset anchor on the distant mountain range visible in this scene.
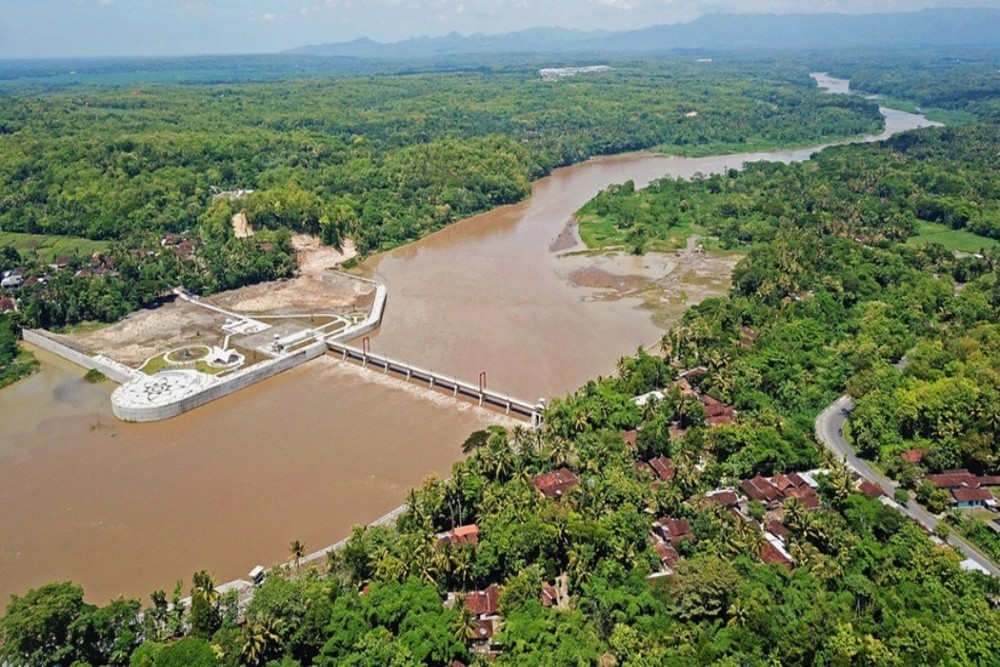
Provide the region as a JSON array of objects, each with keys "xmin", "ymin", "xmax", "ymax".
[{"xmin": 285, "ymin": 8, "xmax": 1000, "ymax": 59}]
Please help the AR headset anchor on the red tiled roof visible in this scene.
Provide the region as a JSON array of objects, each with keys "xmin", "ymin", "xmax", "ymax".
[
  {"xmin": 926, "ymin": 470, "xmax": 980, "ymax": 489},
  {"xmin": 471, "ymin": 618, "xmax": 495, "ymax": 641},
  {"xmin": 532, "ymin": 468, "xmax": 579, "ymax": 499},
  {"xmin": 462, "ymin": 585, "xmax": 500, "ymax": 617},
  {"xmin": 952, "ymin": 487, "xmax": 994, "ymax": 503},
  {"xmin": 785, "ymin": 472, "xmax": 807, "ymax": 488},
  {"xmin": 706, "ymin": 414, "xmax": 736, "ymax": 426},
  {"xmin": 858, "ymin": 480, "xmax": 886, "ymax": 499},
  {"xmin": 786, "ymin": 485, "xmax": 822, "ymax": 509},
  {"xmin": 675, "ymin": 378, "xmax": 698, "ymax": 396},
  {"xmin": 648, "ymin": 457, "xmax": 676, "ymax": 482},
  {"xmin": 759, "ymin": 541, "xmax": 793, "ymax": 570},
  {"xmin": 704, "ymin": 490, "xmax": 740, "ymax": 508},
  {"xmin": 654, "ymin": 517, "xmax": 693, "ymax": 545},
  {"xmin": 766, "ymin": 520, "xmax": 788, "ymax": 540},
  {"xmin": 440, "ymin": 524, "xmax": 479, "ymax": 548},
  {"xmin": 771, "ymin": 474, "xmax": 794, "ymax": 493},
  {"xmin": 0, "ymin": 297, "xmax": 14, "ymax": 312},
  {"xmin": 742, "ymin": 476, "xmax": 781, "ymax": 503},
  {"xmin": 622, "ymin": 430, "xmax": 638, "ymax": 448},
  {"xmin": 653, "ymin": 542, "xmax": 680, "ymax": 568}
]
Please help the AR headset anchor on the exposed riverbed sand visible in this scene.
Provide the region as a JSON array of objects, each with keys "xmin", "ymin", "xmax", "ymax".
[{"xmin": 560, "ymin": 236, "xmax": 741, "ymax": 330}]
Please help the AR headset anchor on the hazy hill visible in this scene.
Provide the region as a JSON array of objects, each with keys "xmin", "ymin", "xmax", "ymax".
[{"xmin": 286, "ymin": 8, "xmax": 1000, "ymax": 58}]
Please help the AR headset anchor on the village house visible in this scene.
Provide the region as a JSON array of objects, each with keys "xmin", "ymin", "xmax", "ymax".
[
  {"xmin": 448, "ymin": 585, "xmax": 501, "ymax": 655},
  {"xmin": 646, "ymin": 456, "xmax": 676, "ymax": 482},
  {"xmin": 765, "ymin": 519, "xmax": 789, "ymax": 543},
  {"xmin": 1, "ymin": 269, "xmax": 24, "ymax": 289},
  {"xmin": 652, "ymin": 517, "xmax": 694, "ymax": 546},
  {"xmin": 702, "ymin": 394, "xmax": 737, "ymax": 425},
  {"xmin": 48, "ymin": 255, "xmax": 71, "ymax": 271},
  {"xmin": 622, "ymin": 430, "xmax": 638, "ymax": 450},
  {"xmin": 0, "ymin": 296, "xmax": 16, "ymax": 313},
  {"xmin": 532, "ymin": 468, "xmax": 580, "ymax": 500},
  {"xmin": 652, "ymin": 542, "xmax": 681, "ymax": 574},
  {"xmin": 436, "ymin": 524, "xmax": 480, "ymax": 549},
  {"xmin": 925, "ymin": 468, "xmax": 1000, "ymax": 490},
  {"xmin": 951, "ymin": 487, "xmax": 996, "ymax": 510},
  {"xmin": 703, "ymin": 489, "xmax": 741, "ymax": 510},
  {"xmin": 759, "ymin": 534, "xmax": 794, "ymax": 571},
  {"xmin": 735, "ymin": 325, "xmax": 759, "ymax": 349},
  {"xmin": 858, "ymin": 480, "xmax": 887, "ymax": 500},
  {"xmin": 741, "ymin": 473, "xmax": 821, "ymax": 509}
]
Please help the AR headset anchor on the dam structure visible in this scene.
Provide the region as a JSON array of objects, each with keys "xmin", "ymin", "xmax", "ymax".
[
  {"xmin": 27, "ymin": 272, "xmax": 543, "ymax": 425},
  {"xmin": 327, "ymin": 338, "xmax": 546, "ymax": 428}
]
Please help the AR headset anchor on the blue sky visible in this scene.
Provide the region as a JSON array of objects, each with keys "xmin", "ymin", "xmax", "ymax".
[{"xmin": 2, "ymin": 0, "xmax": 998, "ymax": 58}]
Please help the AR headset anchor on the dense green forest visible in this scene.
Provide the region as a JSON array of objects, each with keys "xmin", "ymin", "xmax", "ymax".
[
  {"xmin": 5, "ymin": 106, "xmax": 1000, "ymax": 665},
  {"xmin": 579, "ymin": 122, "xmax": 1000, "ymax": 254},
  {"xmin": 0, "ymin": 60, "xmax": 881, "ymax": 252},
  {"xmin": 821, "ymin": 49, "xmax": 1000, "ymax": 123}
]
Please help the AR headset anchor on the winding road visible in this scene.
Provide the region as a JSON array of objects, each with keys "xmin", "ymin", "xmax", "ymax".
[{"xmin": 815, "ymin": 396, "xmax": 1000, "ymax": 576}]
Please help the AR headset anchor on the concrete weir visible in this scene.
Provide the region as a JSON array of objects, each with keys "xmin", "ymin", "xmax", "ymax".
[
  {"xmin": 26, "ymin": 271, "xmax": 543, "ymax": 425},
  {"xmin": 327, "ymin": 339, "xmax": 545, "ymax": 427}
]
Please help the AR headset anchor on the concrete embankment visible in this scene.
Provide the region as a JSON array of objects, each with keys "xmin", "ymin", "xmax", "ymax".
[
  {"xmin": 23, "ymin": 274, "xmax": 387, "ymax": 423},
  {"xmin": 111, "ymin": 279, "xmax": 387, "ymax": 422},
  {"xmin": 110, "ymin": 341, "xmax": 330, "ymax": 422},
  {"xmin": 22, "ymin": 329, "xmax": 141, "ymax": 384}
]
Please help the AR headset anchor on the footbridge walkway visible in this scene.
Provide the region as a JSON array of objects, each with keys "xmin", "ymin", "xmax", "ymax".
[{"xmin": 325, "ymin": 338, "xmax": 545, "ymax": 427}]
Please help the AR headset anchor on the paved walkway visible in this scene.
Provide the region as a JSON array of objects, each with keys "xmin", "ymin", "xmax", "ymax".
[{"xmin": 816, "ymin": 395, "xmax": 999, "ymax": 576}]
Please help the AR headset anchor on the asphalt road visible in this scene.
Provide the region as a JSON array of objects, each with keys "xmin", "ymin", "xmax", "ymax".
[{"xmin": 815, "ymin": 395, "xmax": 1000, "ymax": 576}]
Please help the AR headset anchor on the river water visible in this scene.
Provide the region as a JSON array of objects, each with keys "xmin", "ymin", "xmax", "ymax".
[{"xmin": 0, "ymin": 76, "xmax": 936, "ymax": 603}]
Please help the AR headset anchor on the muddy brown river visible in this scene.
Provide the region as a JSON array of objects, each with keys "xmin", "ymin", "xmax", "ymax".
[{"xmin": 0, "ymin": 77, "xmax": 936, "ymax": 603}]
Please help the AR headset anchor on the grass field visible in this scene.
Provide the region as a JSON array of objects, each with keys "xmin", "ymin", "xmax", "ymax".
[
  {"xmin": 0, "ymin": 232, "xmax": 108, "ymax": 262},
  {"xmin": 907, "ymin": 221, "xmax": 1000, "ymax": 253}
]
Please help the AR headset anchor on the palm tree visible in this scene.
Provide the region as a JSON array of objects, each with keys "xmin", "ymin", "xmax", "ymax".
[
  {"xmin": 241, "ymin": 613, "xmax": 283, "ymax": 666},
  {"xmin": 453, "ymin": 601, "xmax": 479, "ymax": 644},
  {"xmin": 782, "ymin": 498, "xmax": 808, "ymax": 535},
  {"xmin": 449, "ymin": 545, "xmax": 474, "ymax": 589},
  {"xmin": 727, "ymin": 597, "xmax": 752, "ymax": 628},
  {"xmin": 547, "ymin": 435, "xmax": 574, "ymax": 469},
  {"xmin": 191, "ymin": 570, "xmax": 219, "ymax": 607},
  {"xmin": 567, "ymin": 544, "xmax": 594, "ymax": 588},
  {"xmin": 289, "ymin": 539, "xmax": 307, "ymax": 572}
]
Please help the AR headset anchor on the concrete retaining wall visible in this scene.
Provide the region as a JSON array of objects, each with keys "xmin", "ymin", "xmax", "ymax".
[
  {"xmin": 22, "ymin": 329, "xmax": 138, "ymax": 384},
  {"xmin": 327, "ymin": 282, "xmax": 387, "ymax": 344},
  {"xmin": 112, "ymin": 341, "xmax": 328, "ymax": 422}
]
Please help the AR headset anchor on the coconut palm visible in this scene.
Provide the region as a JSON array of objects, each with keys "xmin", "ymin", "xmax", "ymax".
[
  {"xmin": 453, "ymin": 602, "xmax": 479, "ymax": 643},
  {"xmin": 289, "ymin": 539, "xmax": 307, "ymax": 571},
  {"xmin": 241, "ymin": 613, "xmax": 283, "ymax": 666},
  {"xmin": 191, "ymin": 570, "xmax": 219, "ymax": 607}
]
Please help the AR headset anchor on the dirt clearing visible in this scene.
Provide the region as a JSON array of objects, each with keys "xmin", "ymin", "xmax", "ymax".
[{"xmin": 66, "ymin": 300, "xmax": 228, "ymax": 367}]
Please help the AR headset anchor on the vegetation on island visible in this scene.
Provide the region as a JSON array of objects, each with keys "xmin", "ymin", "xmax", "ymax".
[
  {"xmin": 4, "ymin": 107, "xmax": 1000, "ymax": 665},
  {"xmin": 579, "ymin": 122, "xmax": 1000, "ymax": 255}
]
